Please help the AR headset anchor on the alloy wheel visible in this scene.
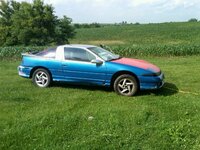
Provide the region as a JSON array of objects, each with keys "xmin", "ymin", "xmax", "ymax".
[{"xmin": 35, "ymin": 71, "xmax": 49, "ymax": 87}]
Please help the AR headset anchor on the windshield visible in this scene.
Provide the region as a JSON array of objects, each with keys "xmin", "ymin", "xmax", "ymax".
[{"xmin": 88, "ymin": 47, "xmax": 120, "ymax": 61}]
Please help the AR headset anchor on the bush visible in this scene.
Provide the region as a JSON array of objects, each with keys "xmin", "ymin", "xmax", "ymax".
[
  {"xmin": 135, "ymin": 22, "xmax": 140, "ymax": 25},
  {"xmin": 188, "ymin": 18, "xmax": 198, "ymax": 22},
  {"xmin": 74, "ymin": 23, "xmax": 101, "ymax": 29}
]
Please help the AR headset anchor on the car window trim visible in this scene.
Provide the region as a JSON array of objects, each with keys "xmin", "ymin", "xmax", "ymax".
[
  {"xmin": 86, "ymin": 48, "xmax": 105, "ymax": 62},
  {"xmin": 63, "ymin": 47, "xmax": 104, "ymax": 63}
]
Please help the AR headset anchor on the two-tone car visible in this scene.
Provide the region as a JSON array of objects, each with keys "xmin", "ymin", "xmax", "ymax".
[{"xmin": 18, "ymin": 44, "xmax": 164, "ymax": 96}]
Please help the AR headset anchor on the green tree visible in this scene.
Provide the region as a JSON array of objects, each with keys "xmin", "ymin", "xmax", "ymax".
[
  {"xmin": 0, "ymin": 0, "xmax": 75, "ymax": 46},
  {"xmin": 10, "ymin": 0, "xmax": 57, "ymax": 45},
  {"xmin": 55, "ymin": 16, "xmax": 75, "ymax": 44},
  {"xmin": 188, "ymin": 18, "xmax": 198, "ymax": 22},
  {"xmin": 0, "ymin": 0, "xmax": 19, "ymax": 45},
  {"xmin": 10, "ymin": 1, "xmax": 33, "ymax": 45}
]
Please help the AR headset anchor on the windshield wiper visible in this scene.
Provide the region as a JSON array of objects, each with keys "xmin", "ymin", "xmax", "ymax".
[{"xmin": 108, "ymin": 56, "xmax": 122, "ymax": 61}]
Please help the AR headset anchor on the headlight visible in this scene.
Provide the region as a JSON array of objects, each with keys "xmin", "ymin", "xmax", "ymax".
[{"xmin": 142, "ymin": 71, "xmax": 161, "ymax": 77}]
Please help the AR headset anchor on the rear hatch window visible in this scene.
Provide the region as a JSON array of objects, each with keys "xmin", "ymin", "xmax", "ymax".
[{"xmin": 36, "ymin": 47, "xmax": 57, "ymax": 59}]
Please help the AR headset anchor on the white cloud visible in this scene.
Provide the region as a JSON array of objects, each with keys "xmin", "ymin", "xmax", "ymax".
[
  {"xmin": 45, "ymin": 0, "xmax": 199, "ymax": 7},
  {"xmin": 16, "ymin": 0, "xmax": 200, "ymax": 9},
  {"xmin": 15, "ymin": 0, "xmax": 200, "ymax": 23},
  {"xmin": 130, "ymin": 0, "xmax": 160, "ymax": 7},
  {"xmin": 45, "ymin": 0, "xmax": 110, "ymax": 5}
]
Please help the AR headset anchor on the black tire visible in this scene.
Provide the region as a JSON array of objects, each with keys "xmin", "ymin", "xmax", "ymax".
[
  {"xmin": 114, "ymin": 74, "xmax": 138, "ymax": 96},
  {"xmin": 32, "ymin": 68, "xmax": 51, "ymax": 88}
]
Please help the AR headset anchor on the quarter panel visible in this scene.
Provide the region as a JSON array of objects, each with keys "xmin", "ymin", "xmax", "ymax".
[{"xmin": 21, "ymin": 56, "xmax": 63, "ymax": 80}]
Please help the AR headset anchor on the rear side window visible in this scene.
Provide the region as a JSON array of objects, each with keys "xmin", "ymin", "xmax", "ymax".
[
  {"xmin": 36, "ymin": 47, "xmax": 56, "ymax": 59},
  {"xmin": 64, "ymin": 47, "xmax": 96, "ymax": 62}
]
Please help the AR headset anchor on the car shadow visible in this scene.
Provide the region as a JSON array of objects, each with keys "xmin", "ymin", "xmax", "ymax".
[
  {"xmin": 52, "ymin": 82, "xmax": 178, "ymax": 96},
  {"xmin": 51, "ymin": 82, "xmax": 112, "ymax": 92},
  {"xmin": 137, "ymin": 82, "xmax": 179, "ymax": 96}
]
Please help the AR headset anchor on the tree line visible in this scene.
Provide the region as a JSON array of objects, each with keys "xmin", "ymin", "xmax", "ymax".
[
  {"xmin": 74, "ymin": 23, "xmax": 101, "ymax": 29},
  {"xmin": 0, "ymin": 0, "xmax": 75, "ymax": 46}
]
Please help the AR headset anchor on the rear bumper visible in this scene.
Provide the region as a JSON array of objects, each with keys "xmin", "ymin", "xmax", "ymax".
[
  {"xmin": 139, "ymin": 73, "xmax": 165, "ymax": 90},
  {"xmin": 18, "ymin": 66, "xmax": 32, "ymax": 78}
]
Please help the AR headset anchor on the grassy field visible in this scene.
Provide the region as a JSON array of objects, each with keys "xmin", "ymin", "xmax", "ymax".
[
  {"xmin": 1, "ymin": 22, "xmax": 200, "ymax": 59},
  {"xmin": 0, "ymin": 56, "xmax": 200, "ymax": 149},
  {"xmin": 72, "ymin": 22, "xmax": 200, "ymax": 46},
  {"xmin": 1, "ymin": 22, "xmax": 200, "ymax": 149},
  {"xmin": 71, "ymin": 22, "xmax": 200, "ymax": 56}
]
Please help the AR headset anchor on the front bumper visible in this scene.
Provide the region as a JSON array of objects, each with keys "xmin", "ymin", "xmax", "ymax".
[
  {"xmin": 18, "ymin": 66, "xmax": 32, "ymax": 78},
  {"xmin": 139, "ymin": 72, "xmax": 165, "ymax": 90}
]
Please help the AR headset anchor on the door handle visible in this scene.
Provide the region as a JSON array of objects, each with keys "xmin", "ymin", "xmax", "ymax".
[{"xmin": 62, "ymin": 64, "xmax": 67, "ymax": 67}]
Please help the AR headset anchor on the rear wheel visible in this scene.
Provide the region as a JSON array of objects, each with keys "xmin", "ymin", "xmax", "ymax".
[
  {"xmin": 32, "ymin": 68, "xmax": 51, "ymax": 88},
  {"xmin": 114, "ymin": 74, "xmax": 138, "ymax": 96}
]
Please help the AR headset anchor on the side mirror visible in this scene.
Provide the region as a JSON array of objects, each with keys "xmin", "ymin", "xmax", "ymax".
[{"xmin": 91, "ymin": 59, "xmax": 103, "ymax": 65}]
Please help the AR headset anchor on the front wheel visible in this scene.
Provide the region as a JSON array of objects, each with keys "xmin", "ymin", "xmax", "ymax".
[
  {"xmin": 114, "ymin": 74, "xmax": 138, "ymax": 96},
  {"xmin": 32, "ymin": 68, "xmax": 51, "ymax": 88}
]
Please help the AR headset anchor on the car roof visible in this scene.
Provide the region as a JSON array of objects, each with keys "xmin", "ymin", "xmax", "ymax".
[{"xmin": 60, "ymin": 44, "xmax": 96, "ymax": 49}]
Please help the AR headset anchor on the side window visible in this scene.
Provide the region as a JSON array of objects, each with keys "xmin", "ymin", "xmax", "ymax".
[
  {"xmin": 36, "ymin": 48, "xmax": 56, "ymax": 59},
  {"xmin": 64, "ymin": 48, "xmax": 96, "ymax": 62}
]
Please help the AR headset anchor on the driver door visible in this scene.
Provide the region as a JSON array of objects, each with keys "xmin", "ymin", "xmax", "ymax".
[{"xmin": 62, "ymin": 47, "xmax": 107, "ymax": 85}]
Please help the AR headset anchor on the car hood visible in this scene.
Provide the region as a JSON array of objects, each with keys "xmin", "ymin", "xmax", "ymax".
[{"xmin": 111, "ymin": 58, "xmax": 160, "ymax": 73}]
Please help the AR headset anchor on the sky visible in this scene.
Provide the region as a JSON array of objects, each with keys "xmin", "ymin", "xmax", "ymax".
[{"xmin": 16, "ymin": 0, "xmax": 200, "ymax": 23}]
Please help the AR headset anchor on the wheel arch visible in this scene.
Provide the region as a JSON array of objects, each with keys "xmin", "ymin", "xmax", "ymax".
[
  {"xmin": 111, "ymin": 71, "xmax": 140, "ymax": 89},
  {"xmin": 30, "ymin": 66, "xmax": 52, "ymax": 79}
]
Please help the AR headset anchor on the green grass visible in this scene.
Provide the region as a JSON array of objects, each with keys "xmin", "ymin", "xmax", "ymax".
[
  {"xmin": 1, "ymin": 21, "xmax": 200, "ymax": 149},
  {"xmin": 72, "ymin": 22, "xmax": 200, "ymax": 46},
  {"xmin": 1, "ymin": 56, "xmax": 200, "ymax": 149},
  {"xmin": 71, "ymin": 22, "xmax": 200, "ymax": 56}
]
